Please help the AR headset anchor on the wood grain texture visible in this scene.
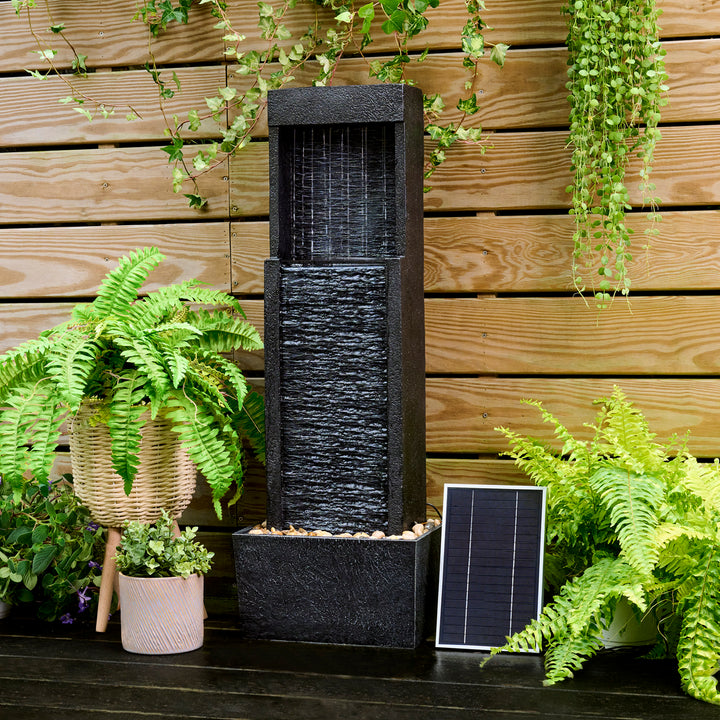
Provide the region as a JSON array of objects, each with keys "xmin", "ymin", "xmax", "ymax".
[
  {"xmin": 1, "ymin": 0, "xmax": 714, "ymax": 74},
  {"xmin": 230, "ymin": 125, "xmax": 720, "ymax": 215},
  {"xmin": 425, "ymin": 295, "xmax": 720, "ymax": 375},
  {"xmin": 426, "ymin": 377, "xmax": 720, "ymax": 458},
  {"xmin": 0, "ymin": 146, "xmax": 229, "ymax": 224},
  {"xmin": 229, "ymin": 211, "xmax": 720, "ymax": 294},
  {"xmin": 226, "ymin": 0, "xmax": 720, "ymax": 54},
  {"xmin": 10, "ymin": 296, "xmax": 720, "ymax": 377},
  {"xmin": 423, "ymin": 211, "xmax": 720, "ymax": 293},
  {"xmin": 0, "ymin": 224, "xmax": 230, "ymax": 298},
  {"xmin": 0, "ymin": 67, "xmax": 225, "ymax": 148},
  {"xmin": 0, "ymin": 0, "xmax": 223, "ymax": 72}
]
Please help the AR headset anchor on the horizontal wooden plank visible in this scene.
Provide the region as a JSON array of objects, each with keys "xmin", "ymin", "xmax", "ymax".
[
  {"xmin": 283, "ymin": 38, "xmax": 717, "ymax": 133},
  {"xmin": 11, "ymin": 295, "xmax": 720, "ymax": 377},
  {"xmin": 231, "ymin": 211, "xmax": 720, "ymax": 294},
  {"xmin": 425, "ymin": 295, "xmax": 720, "ymax": 375},
  {"xmin": 1, "ymin": 0, "xmax": 715, "ymax": 76},
  {"xmin": 426, "ymin": 377, "xmax": 720, "ymax": 458},
  {"xmin": 426, "ymin": 458, "xmax": 529, "ymax": 513},
  {"xmin": 0, "ymin": 146, "xmax": 228, "ymax": 224},
  {"xmin": 227, "ymin": 0, "xmax": 720, "ymax": 56},
  {"xmin": 0, "ymin": 301, "xmax": 265, "ymax": 368},
  {"xmin": 0, "ymin": 67, "xmax": 225, "ymax": 148},
  {"xmin": 424, "ymin": 211, "xmax": 720, "ymax": 293},
  {"xmin": 229, "ymin": 125, "xmax": 720, "ymax": 216},
  {"xmin": 12, "ymin": 294, "xmax": 720, "ymax": 378},
  {"xmin": 0, "ymin": 0, "xmax": 223, "ymax": 72},
  {"xmin": 424, "ymin": 124, "xmax": 720, "ymax": 212},
  {"xmin": 0, "ymin": 223, "xmax": 230, "ymax": 299}
]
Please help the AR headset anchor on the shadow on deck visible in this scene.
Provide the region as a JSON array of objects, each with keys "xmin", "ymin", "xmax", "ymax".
[{"xmin": 0, "ymin": 614, "xmax": 716, "ymax": 719}]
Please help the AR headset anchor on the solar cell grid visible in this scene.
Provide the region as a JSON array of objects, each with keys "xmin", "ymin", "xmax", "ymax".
[{"xmin": 435, "ymin": 484, "xmax": 546, "ymax": 650}]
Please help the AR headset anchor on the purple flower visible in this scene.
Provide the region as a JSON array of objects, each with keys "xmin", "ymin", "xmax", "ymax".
[
  {"xmin": 60, "ymin": 613, "xmax": 74, "ymax": 625},
  {"xmin": 86, "ymin": 522, "xmax": 100, "ymax": 534},
  {"xmin": 77, "ymin": 587, "xmax": 91, "ymax": 613},
  {"xmin": 88, "ymin": 560, "xmax": 101, "ymax": 570}
]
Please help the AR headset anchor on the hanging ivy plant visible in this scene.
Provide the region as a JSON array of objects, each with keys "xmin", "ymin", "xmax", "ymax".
[
  {"xmin": 12, "ymin": 0, "xmax": 508, "ymax": 208},
  {"xmin": 564, "ymin": 0, "xmax": 668, "ymax": 306}
]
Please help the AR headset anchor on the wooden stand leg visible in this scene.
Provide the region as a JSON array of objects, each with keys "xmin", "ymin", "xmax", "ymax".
[{"xmin": 96, "ymin": 527, "xmax": 121, "ymax": 633}]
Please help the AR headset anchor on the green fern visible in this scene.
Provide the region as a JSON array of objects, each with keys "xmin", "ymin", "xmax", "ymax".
[
  {"xmin": 45, "ymin": 329, "xmax": 100, "ymax": 411},
  {"xmin": 588, "ymin": 466, "xmax": 664, "ymax": 575},
  {"xmin": 91, "ymin": 247, "xmax": 165, "ymax": 319},
  {"xmin": 107, "ymin": 371, "xmax": 149, "ymax": 495},
  {"xmin": 0, "ymin": 247, "xmax": 264, "ymax": 517},
  {"xmin": 676, "ymin": 544, "xmax": 720, "ymax": 705},
  {"xmin": 491, "ymin": 386, "xmax": 720, "ymax": 704}
]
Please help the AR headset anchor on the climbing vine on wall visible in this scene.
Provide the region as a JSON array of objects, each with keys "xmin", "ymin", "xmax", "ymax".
[
  {"xmin": 564, "ymin": 0, "xmax": 668, "ymax": 306},
  {"xmin": 12, "ymin": 0, "xmax": 508, "ymax": 208}
]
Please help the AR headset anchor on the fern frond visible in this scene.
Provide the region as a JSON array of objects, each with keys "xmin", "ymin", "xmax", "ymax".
[
  {"xmin": 113, "ymin": 330, "xmax": 169, "ymax": 400},
  {"xmin": 129, "ymin": 281, "xmax": 243, "ymax": 329},
  {"xmin": 238, "ymin": 388, "xmax": 266, "ymax": 465},
  {"xmin": 190, "ymin": 309, "xmax": 263, "ymax": 353},
  {"xmin": 589, "ymin": 466, "xmax": 664, "ymax": 575},
  {"xmin": 0, "ymin": 337, "xmax": 51, "ymax": 403},
  {"xmin": 27, "ymin": 387, "xmax": 67, "ymax": 484},
  {"xmin": 91, "ymin": 247, "xmax": 165, "ymax": 319},
  {"xmin": 676, "ymin": 543, "xmax": 720, "ymax": 705},
  {"xmin": 543, "ymin": 630, "xmax": 606, "ymax": 685},
  {"xmin": 191, "ymin": 349, "xmax": 248, "ymax": 407},
  {"xmin": 107, "ymin": 371, "xmax": 149, "ymax": 495},
  {"xmin": 594, "ymin": 386, "xmax": 665, "ymax": 475},
  {"xmin": 491, "ymin": 556, "xmax": 645, "ymax": 684},
  {"xmin": 164, "ymin": 392, "xmax": 236, "ymax": 515},
  {"xmin": 679, "ymin": 457, "xmax": 720, "ymax": 516},
  {"xmin": 0, "ymin": 386, "xmax": 38, "ymax": 491},
  {"xmin": 45, "ymin": 328, "xmax": 100, "ymax": 411}
]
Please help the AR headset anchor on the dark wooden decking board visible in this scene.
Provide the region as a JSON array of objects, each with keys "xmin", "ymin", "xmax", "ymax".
[{"xmin": 0, "ymin": 618, "xmax": 717, "ymax": 719}]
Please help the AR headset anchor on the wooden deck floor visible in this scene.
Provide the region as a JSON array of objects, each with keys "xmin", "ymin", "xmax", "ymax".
[{"xmin": 0, "ymin": 615, "xmax": 718, "ymax": 720}]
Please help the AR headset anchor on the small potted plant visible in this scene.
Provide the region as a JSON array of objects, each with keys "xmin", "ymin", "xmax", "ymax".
[
  {"xmin": 0, "ymin": 246, "xmax": 264, "ymax": 526},
  {"xmin": 0, "ymin": 475, "xmax": 104, "ymax": 623},
  {"xmin": 114, "ymin": 510, "xmax": 214, "ymax": 654},
  {"xmin": 485, "ymin": 387, "xmax": 720, "ymax": 706}
]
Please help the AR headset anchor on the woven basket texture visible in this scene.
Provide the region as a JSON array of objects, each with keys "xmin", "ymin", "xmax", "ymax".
[{"xmin": 70, "ymin": 401, "xmax": 196, "ymax": 526}]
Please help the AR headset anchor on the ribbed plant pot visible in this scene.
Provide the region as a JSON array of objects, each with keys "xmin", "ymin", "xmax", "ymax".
[
  {"xmin": 232, "ymin": 525, "xmax": 441, "ymax": 648},
  {"xmin": 0, "ymin": 600, "xmax": 10, "ymax": 620},
  {"xmin": 118, "ymin": 573, "xmax": 204, "ymax": 655}
]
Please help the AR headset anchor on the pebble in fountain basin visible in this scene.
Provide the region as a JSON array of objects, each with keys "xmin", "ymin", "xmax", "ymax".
[{"xmin": 247, "ymin": 518, "xmax": 441, "ymax": 539}]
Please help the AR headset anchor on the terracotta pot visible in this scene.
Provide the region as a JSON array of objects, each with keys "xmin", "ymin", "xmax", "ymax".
[{"xmin": 119, "ymin": 573, "xmax": 204, "ymax": 654}]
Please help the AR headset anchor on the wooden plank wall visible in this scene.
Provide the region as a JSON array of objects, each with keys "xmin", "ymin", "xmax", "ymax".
[{"xmin": 2, "ymin": 0, "xmax": 720, "ymax": 601}]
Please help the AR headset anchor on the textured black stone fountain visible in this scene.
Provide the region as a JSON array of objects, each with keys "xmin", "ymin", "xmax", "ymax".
[{"xmin": 232, "ymin": 84, "xmax": 440, "ymax": 648}]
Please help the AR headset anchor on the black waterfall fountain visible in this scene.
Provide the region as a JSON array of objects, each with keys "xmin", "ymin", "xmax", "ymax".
[{"xmin": 232, "ymin": 84, "xmax": 440, "ymax": 647}]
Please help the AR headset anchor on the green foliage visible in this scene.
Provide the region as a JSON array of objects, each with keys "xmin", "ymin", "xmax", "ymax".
[
  {"xmin": 491, "ymin": 387, "xmax": 720, "ymax": 705},
  {"xmin": 0, "ymin": 476, "xmax": 104, "ymax": 622},
  {"xmin": 564, "ymin": 0, "xmax": 668, "ymax": 306},
  {"xmin": 13, "ymin": 0, "xmax": 508, "ymax": 204},
  {"xmin": 114, "ymin": 510, "xmax": 214, "ymax": 578},
  {"xmin": 0, "ymin": 248, "xmax": 264, "ymax": 517}
]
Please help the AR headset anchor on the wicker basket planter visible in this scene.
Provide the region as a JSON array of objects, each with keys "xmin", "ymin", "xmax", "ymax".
[
  {"xmin": 119, "ymin": 573, "xmax": 204, "ymax": 654},
  {"xmin": 70, "ymin": 401, "xmax": 196, "ymax": 526}
]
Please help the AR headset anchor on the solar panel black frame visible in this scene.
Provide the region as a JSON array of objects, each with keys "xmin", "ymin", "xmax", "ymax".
[{"xmin": 435, "ymin": 484, "xmax": 546, "ymax": 651}]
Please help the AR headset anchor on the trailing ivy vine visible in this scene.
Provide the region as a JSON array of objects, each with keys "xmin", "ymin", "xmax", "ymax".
[
  {"xmin": 12, "ymin": 0, "xmax": 508, "ymax": 208},
  {"xmin": 564, "ymin": 0, "xmax": 667, "ymax": 306}
]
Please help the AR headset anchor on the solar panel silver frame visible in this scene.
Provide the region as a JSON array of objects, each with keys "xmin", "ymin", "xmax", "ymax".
[{"xmin": 435, "ymin": 483, "xmax": 547, "ymax": 651}]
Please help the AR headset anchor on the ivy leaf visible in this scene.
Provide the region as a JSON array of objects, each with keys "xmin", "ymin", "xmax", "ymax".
[
  {"xmin": 184, "ymin": 194, "xmax": 208, "ymax": 209},
  {"xmin": 490, "ymin": 42, "xmax": 509, "ymax": 67}
]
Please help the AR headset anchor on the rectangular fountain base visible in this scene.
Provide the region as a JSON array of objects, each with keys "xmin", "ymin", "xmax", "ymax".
[{"xmin": 232, "ymin": 525, "xmax": 441, "ymax": 648}]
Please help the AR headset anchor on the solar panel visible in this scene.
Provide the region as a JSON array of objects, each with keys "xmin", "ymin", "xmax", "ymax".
[{"xmin": 435, "ymin": 484, "xmax": 546, "ymax": 650}]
